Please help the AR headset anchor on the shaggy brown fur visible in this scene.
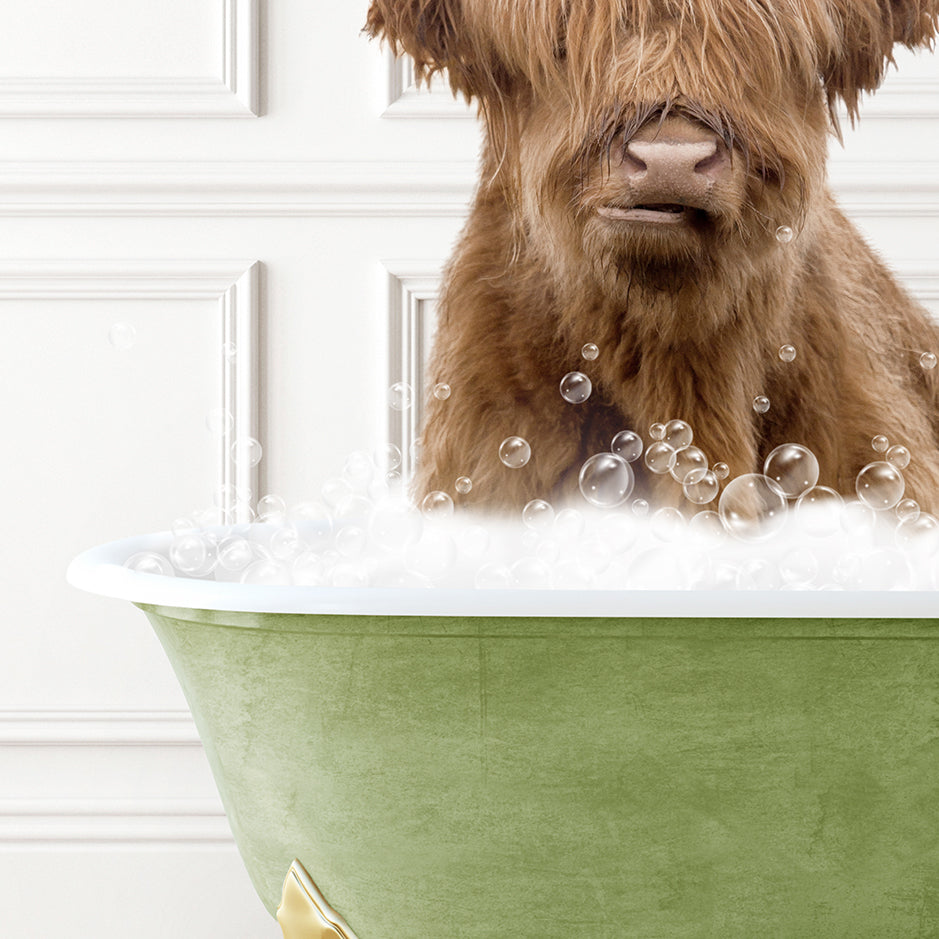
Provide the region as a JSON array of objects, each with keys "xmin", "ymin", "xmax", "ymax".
[{"xmin": 367, "ymin": 0, "xmax": 939, "ymax": 514}]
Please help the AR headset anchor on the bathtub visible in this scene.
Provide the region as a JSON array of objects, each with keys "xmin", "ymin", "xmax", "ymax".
[{"xmin": 68, "ymin": 530, "xmax": 939, "ymax": 938}]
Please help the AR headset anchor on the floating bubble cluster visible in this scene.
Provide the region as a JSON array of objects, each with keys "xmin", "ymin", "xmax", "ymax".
[{"xmin": 130, "ymin": 420, "xmax": 939, "ymax": 591}]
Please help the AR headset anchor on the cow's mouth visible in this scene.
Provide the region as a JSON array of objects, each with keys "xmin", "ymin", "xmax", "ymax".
[{"xmin": 597, "ymin": 203, "xmax": 691, "ymax": 224}]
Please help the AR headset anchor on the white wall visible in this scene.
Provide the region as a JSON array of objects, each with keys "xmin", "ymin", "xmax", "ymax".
[{"xmin": 0, "ymin": 3, "xmax": 936, "ymax": 936}]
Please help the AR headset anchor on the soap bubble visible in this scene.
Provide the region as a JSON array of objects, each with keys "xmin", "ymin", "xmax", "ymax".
[
  {"xmin": 895, "ymin": 512, "xmax": 939, "ymax": 554},
  {"xmin": 886, "ymin": 445, "xmax": 911, "ymax": 469},
  {"xmin": 670, "ymin": 446, "xmax": 707, "ymax": 484},
  {"xmin": 775, "ymin": 225, "xmax": 794, "ymax": 243},
  {"xmin": 461, "ymin": 524, "xmax": 490, "ymax": 561},
  {"xmin": 663, "ymin": 419, "xmax": 693, "ymax": 451},
  {"xmin": 522, "ymin": 499, "xmax": 555, "ymax": 530},
  {"xmin": 511, "ymin": 557, "xmax": 552, "ymax": 589},
  {"xmin": 920, "ymin": 352, "xmax": 937, "ymax": 370},
  {"xmin": 581, "ymin": 342, "xmax": 599, "ymax": 360},
  {"xmin": 270, "ymin": 525, "xmax": 304, "ymax": 560},
  {"xmin": 206, "ymin": 408, "xmax": 234, "ymax": 437},
  {"xmin": 408, "ymin": 529, "xmax": 457, "ymax": 579},
  {"xmin": 778, "ymin": 344, "xmax": 797, "ymax": 362},
  {"xmin": 737, "ymin": 557, "xmax": 783, "ymax": 590},
  {"xmin": 108, "ymin": 322, "xmax": 136, "ymax": 350},
  {"xmin": 257, "ymin": 493, "xmax": 287, "ymax": 522},
  {"xmin": 378, "ymin": 443, "xmax": 402, "ymax": 473},
  {"xmin": 872, "ymin": 435, "xmax": 889, "ymax": 453},
  {"xmin": 388, "ymin": 382, "xmax": 413, "ymax": 411},
  {"xmin": 795, "ymin": 486, "xmax": 843, "ymax": 536},
  {"xmin": 433, "ymin": 382, "xmax": 451, "ymax": 400},
  {"xmin": 321, "ymin": 477, "xmax": 353, "ymax": 509},
  {"xmin": 712, "ymin": 462, "xmax": 730, "ymax": 480},
  {"xmin": 289, "ymin": 501, "xmax": 333, "ymax": 550},
  {"xmin": 632, "ymin": 499, "xmax": 650, "ymax": 517},
  {"xmin": 644, "ymin": 441, "xmax": 677, "ymax": 474},
  {"xmin": 499, "ymin": 436, "xmax": 531, "ymax": 468},
  {"xmin": 611, "ymin": 430, "xmax": 643, "ymax": 462},
  {"xmin": 331, "ymin": 564, "xmax": 369, "ymax": 588},
  {"xmin": 241, "ymin": 559, "xmax": 290, "ymax": 585},
  {"xmin": 559, "ymin": 371, "xmax": 592, "ymax": 404},
  {"xmin": 896, "ymin": 498, "xmax": 920, "ymax": 522},
  {"xmin": 169, "ymin": 532, "xmax": 212, "ymax": 574},
  {"xmin": 222, "ymin": 341, "xmax": 238, "ymax": 364},
  {"xmin": 292, "ymin": 552, "xmax": 326, "ymax": 586},
  {"xmin": 475, "ymin": 563, "xmax": 512, "ymax": 589},
  {"xmin": 683, "ymin": 468, "xmax": 719, "ymax": 504},
  {"xmin": 455, "ymin": 476, "xmax": 473, "ymax": 494},
  {"xmin": 554, "ymin": 508, "xmax": 585, "ymax": 540},
  {"xmin": 335, "ymin": 525, "xmax": 367, "ymax": 558},
  {"xmin": 718, "ymin": 474, "xmax": 788, "ymax": 542},
  {"xmin": 343, "ymin": 450, "xmax": 374, "ymax": 488},
  {"xmin": 855, "ymin": 461, "xmax": 905, "ymax": 510},
  {"xmin": 688, "ymin": 510, "xmax": 725, "ymax": 545},
  {"xmin": 649, "ymin": 422, "xmax": 666, "ymax": 440},
  {"xmin": 231, "ymin": 437, "xmax": 262, "ymax": 467},
  {"xmin": 217, "ymin": 537, "xmax": 253, "ymax": 572},
  {"xmin": 421, "ymin": 490, "xmax": 454, "ymax": 519},
  {"xmin": 841, "ymin": 500, "xmax": 876, "ymax": 536},
  {"xmin": 369, "ymin": 501, "xmax": 422, "ymax": 550},
  {"xmin": 579, "ymin": 453, "xmax": 634, "ymax": 507},
  {"xmin": 763, "ymin": 444, "xmax": 819, "ymax": 498},
  {"xmin": 125, "ymin": 551, "xmax": 174, "ymax": 576},
  {"xmin": 780, "ymin": 548, "xmax": 819, "ymax": 586},
  {"xmin": 752, "ymin": 395, "xmax": 771, "ymax": 414},
  {"xmin": 651, "ymin": 507, "xmax": 686, "ymax": 542}
]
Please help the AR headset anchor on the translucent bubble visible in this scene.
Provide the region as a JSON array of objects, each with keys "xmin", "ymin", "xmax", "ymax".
[
  {"xmin": 257, "ymin": 493, "xmax": 287, "ymax": 522},
  {"xmin": 231, "ymin": 437, "xmax": 262, "ymax": 467},
  {"xmin": 778, "ymin": 344, "xmax": 797, "ymax": 363},
  {"xmin": 737, "ymin": 557, "xmax": 782, "ymax": 590},
  {"xmin": 331, "ymin": 563, "xmax": 369, "ymax": 588},
  {"xmin": 670, "ymin": 446, "xmax": 707, "ymax": 484},
  {"xmin": 663, "ymin": 419, "xmax": 693, "ymax": 451},
  {"xmin": 270, "ymin": 525, "xmax": 304, "ymax": 560},
  {"xmin": 241, "ymin": 559, "xmax": 290, "ymax": 585},
  {"xmin": 455, "ymin": 475, "xmax": 473, "ymax": 494},
  {"xmin": 335, "ymin": 525, "xmax": 367, "ymax": 559},
  {"xmin": 795, "ymin": 486, "xmax": 843, "ymax": 536},
  {"xmin": 499, "ymin": 436, "xmax": 531, "ymax": 469},
  {"xmin": 718, "ymin": 474, "xmax": 788, "ymax": 542},
  {"xmin": 289, "ymin": 501, "xmax": 333, "ymax": 550},
  {"xmin": 581, "ymin": 342, "xmax": 600, "ymax": 361},
  {"xmin": 369, "ymin": 501, "xmax": 423, "ymax": 551},
  {"xmin": 108, "ymin": 322, "xmax": 136, "ymax": 350},
  {"xmin": 896, "ymin": 512, "xmax": 939, "ymax": 554},
  {"xmin": 388, "ymin": 382, "xmax": 413, "ymax": 411},
  {"xmin": 169, "ymin": 532, "xmax": 210, "ymax": 574},
  {"xmin": 321, "ymin": 477, "xmax": 353, "ymax": 509},
  {"xmin": 124, "ymin": 551, "xmax": 174, "ymax": 576},
  {"xmin": 559, "ymin": 371, "xmax": 592, "ymax": 404},
  {"xmin": 855, "ymin": 461, "xmax": 905, "ymax": 510},
  {"xmin": 460, "ymin": 524, "xmax": 490, "ymax": 561},
  {"xmin": 554, "ymin": 508, "xmax": 585, "ymax": 540},
  {"xmin": 920, "ymin": 352, "xmax": 937, "ymax": 370},
  {"xmin": 611, "ymin": 430, "xmax": 643, "ymax": 462},
  {"xmin": 433, "ymin": 382, "xmax": 451, "ymax": 400},
  {"xmin": 217, "ymin": 537, "xmax": 254, "ymax": 572},
  {"xmin": 649, "ymin": 422, "xmax": 666, "ymax": 440},
  {"xmin": 206, "ymin": 408, "xmax": 234, "ymax": 437},
  {"xmin": 644, "ymin": 441, "xmax": 677, "ymax": 474},
  {"xmin": 872, "ymin": 435, "xmax": 889, "ymax": 453},
  {"xmin": 511, "ymin": 557, "xmax": 552, "ymax": 589},
  {"xmin": 631, "ymin": 498, "xmax": 650, "ymax": 517},
  {"xmin": 578, "ymin": 452, "xmax": 634, "ymax": 507},
  {"xmin": 841, "ymin": 500, "xmax": 876, "ymax": 536},
  {"xmin": 763, "ymin": 443, "xmax": 819, "ymax": 498},
  {"xmin": 712, "ymin": 462, "xmax": 730, "ymax": 480},
  {"xmin": 410, "ymin": 437, "xmax": 423, "ymax": 465},
  {"xmin": 886, "ymin": 445, "xmax": 911, "ymax": 469},
  {"xmin": 896, "ymin": 498, "xmax": 920, "ymax": 522},
  {"xmin": 475, "ymin": 563, "xmax": 512, "ymax": 589},
  {"xmin": 343, "ymin": 450, "xmax": 374, "ymax": 488},
  {"xmin": 407, "ymin": 529, "xmax": 457, "ymax": 579},
  {"xmin": 688, "ymin": 510, "xmax": 725, "ymax": 545},
  {"xmin": 421, "ymin": 490, "xmax": 454, "ymax": 519},
  {"xmin": 775, "ymin": 225, "xmax": 794, "ymax": 243},
  {"xmin": 683, "ymin": 468, "xmax": 719, "ymax": 504},
  {"xmin": 752, "ymin": 395, "xmax": 771, "ymax": 414},
  {"xmin": 171, "ymin": 516, "xmax": 199, "ymax": 536},
  {"xmin": 651, "ymin": 506, "xmax": 686, "ymax": 542},
  {"xmin": 379, "ymin": 443, "xmax": 402, "ymax": 473},
  {"xmin": 222, "ymin": 341, "xmax": 237, "ymax": 364},
  {"xmin": 597, "ymin": 513, "xmax": 640, "ymax": 553},
  {"xmin": 780, "ymin": 548, "xmax": 819, "ymax": 586},
  {"xmin": 522, "ymin": 498, "xmax": 555, "ymax": 530}
]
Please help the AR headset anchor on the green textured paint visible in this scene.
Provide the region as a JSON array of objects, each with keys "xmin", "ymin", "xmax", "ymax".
[{"xmin": 139, "ymin": 604, "xmax": 939, "ymax": 938}]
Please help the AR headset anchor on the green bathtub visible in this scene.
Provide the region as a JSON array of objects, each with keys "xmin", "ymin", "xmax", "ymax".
[{"xmin": 70, "ymin": 534, "xmax": 939, "ymax": 937}]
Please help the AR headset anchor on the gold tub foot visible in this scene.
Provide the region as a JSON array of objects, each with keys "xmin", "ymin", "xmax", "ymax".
[{"xmin": 276, "ymin": 859, "xmax": 359, "ymax": 939}]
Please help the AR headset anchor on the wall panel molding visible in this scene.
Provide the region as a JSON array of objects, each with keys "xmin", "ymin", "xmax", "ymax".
[
  {"xmin": 381, "ymin": 52, "xmax": 475, "ymax": 118},
  {"xmin": 0, "ymin": 0, "xmax": 258, "ymax": 118},
  {"xmin": 0, "ymin": 259, "xmax": 260, "ymax": 519}
]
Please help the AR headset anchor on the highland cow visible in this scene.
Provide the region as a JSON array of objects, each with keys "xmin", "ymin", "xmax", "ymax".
[{"xmin": 367, "ymin": 0, "xmax": 939, "ymax": 515}]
